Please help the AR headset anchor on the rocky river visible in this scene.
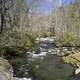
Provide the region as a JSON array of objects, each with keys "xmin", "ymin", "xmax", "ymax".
[
  {"xmin": 0, "ymin": 37, "xmax": 80, "ymax": 80},
  {"xmin": 16, "ymin": 37, "xmax": 75, "ymax": 80}
]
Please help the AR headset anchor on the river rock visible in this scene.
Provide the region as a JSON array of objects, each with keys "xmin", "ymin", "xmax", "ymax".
[
  {"xmin": 14, "ymin": 77, "xmax": 31, "ymax": 80},
  {"xmin": 75, "ymin": 68, "xmax": 80, "ymax": 75},
  {"xmin": 0, "ymin": 58, "xmax": 13, "ymax": 80}
]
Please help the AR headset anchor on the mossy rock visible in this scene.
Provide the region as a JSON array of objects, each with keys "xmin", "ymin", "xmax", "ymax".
[{"xmin": 62, "ymin": 52, "xmax": 80, "ymax": 66}]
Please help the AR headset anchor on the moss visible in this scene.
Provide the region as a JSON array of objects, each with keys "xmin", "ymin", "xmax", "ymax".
[{"xmin": 62, "ymin": 53, "xmax": 80, "ymax": 66}]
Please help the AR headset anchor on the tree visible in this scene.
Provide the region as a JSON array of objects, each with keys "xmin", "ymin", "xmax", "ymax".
[
  {"xmin": 0, "ymin": 0, "xmax": 14, "ymax": 32},
  {"xmin": 0, "ymin": 0, "xmax": 29, "ymax": 47},
  {"xmin": 52, "ymin": 1, "xmax": 80, "ymax": 45}
]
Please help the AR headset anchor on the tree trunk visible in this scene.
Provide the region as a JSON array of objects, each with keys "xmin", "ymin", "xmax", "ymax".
[{"xmin": 0, "ymin": 0, "xmax": 4, "ymax": 33}]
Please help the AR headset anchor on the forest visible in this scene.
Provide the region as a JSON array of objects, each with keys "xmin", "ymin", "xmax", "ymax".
[{"xmin": 0, "ymin": 0, "xmax": 80, "ymax": 80}]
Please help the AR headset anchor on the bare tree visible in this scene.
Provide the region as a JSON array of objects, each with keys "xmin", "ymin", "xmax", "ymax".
[{"xmin": 0, "ymin": 0, "xmax": 14, "ymax": 32}]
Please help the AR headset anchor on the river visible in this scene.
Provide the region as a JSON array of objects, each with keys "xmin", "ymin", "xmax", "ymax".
[{"xmin": 14, "ymin": 37, "xmax": 75, "ymax": 80}]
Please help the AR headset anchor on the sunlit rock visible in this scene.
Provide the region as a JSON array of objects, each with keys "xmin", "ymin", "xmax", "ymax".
[
  {"xmin": 0, "ymin": 58, "xmax": 13, "ymax": 80},
  {"xmin": 36, "ymin": 37, "xmax": 55, "ymax": 42},
  {"xmin": 32, "ymin": 51, "xmax": 47, "ymax": 58},
  {"xmin": 75, "ymin": 68, "xmax": 80, "ymax": 75},
  {"xmin": 14, "ymin": 77, "xmax": 31, "ymax": 80}
]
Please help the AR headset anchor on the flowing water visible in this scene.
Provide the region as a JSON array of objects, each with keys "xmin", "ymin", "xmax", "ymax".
[{"xmin": 15, "ymin": 37, "xmax": 75, "ymax": 80}]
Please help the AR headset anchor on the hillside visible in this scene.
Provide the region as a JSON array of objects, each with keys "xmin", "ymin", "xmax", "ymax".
[
  {"xmin": 51, "ymin": 2, "xmax": 80, "ymax": 46},
  {"xmin": 28, "ymin": 14, "xmax": 53, "ymax": 34}
]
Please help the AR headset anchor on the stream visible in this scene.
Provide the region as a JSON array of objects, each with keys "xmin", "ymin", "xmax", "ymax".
[{"xmin": 14, "ymin": 37, "xmax": 75, "ymax": 80}]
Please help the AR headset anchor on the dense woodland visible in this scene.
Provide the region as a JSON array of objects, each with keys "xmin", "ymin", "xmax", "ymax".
[{"xmin": 0, "ymin": 0, "xmax": 80, "ymax": 48}]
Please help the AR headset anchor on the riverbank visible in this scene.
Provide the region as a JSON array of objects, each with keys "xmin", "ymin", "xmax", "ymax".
[{"xmin": 0, "ymin": 37, "xmax": 80, "ymax": 80}]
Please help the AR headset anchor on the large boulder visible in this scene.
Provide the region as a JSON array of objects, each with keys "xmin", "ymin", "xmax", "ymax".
[{"xmin": 0, "ymin": 58, "xmax": 13, "ymax": 80}]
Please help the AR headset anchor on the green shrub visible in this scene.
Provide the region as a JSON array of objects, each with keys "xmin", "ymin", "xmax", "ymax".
[
  {"xmin": 41, "ymin": 32, "xmax": 48, "ymax": 38},
  {"xmin": 21, "ymin": 33, "xmax": 36, "ymax": 50},
  {"xmin": 46, "ymin": 32, "xmax": 54, "ymax": 37},
  {"xmin": 57, "ymin": 32, "xmax": 80, "ymax": 47},
  {"xmin": 40, "ymin": 32, "xmax": 54, "ymax": 38},
  {"xmin": 0, "ymin": 47, "xmax": 27, "ymax": 57}
]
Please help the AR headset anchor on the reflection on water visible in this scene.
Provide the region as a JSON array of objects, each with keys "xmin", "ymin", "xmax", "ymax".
[{"xmin": 30, "ymin": 54, "xmax": 74, "ymax": 80}]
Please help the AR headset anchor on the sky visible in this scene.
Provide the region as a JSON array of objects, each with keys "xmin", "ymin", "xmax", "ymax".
[{"xmin": 28, "ymin": 0, "xmax": 75, "ymax": 15}]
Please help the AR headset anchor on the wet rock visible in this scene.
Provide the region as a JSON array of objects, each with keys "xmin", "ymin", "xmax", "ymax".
[
  {"xmin": 32, "ymin": 51, "xmax": 47, "ymax": 58},
  {"xmin": 36, "ymin": 37, "xmax": 55, "ymax": 43},
  {"xmin": 75, "ymin": 68, "xmax": 80, "ymax": 75},
  {"xmin": 14, "ymin": 77, "xmax": 31, "ymax": 80}
]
